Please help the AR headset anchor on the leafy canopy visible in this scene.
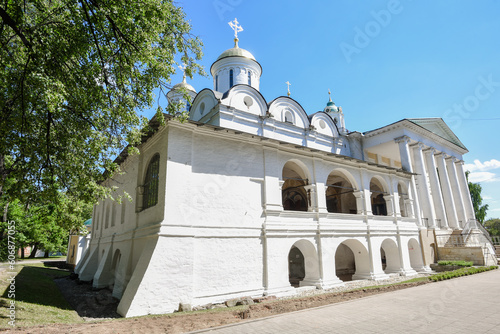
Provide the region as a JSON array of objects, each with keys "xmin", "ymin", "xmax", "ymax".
[
  {"xmin": 0, "ymin": 0, "xmax": 203, "ymax": 204},
  {"xmin": 466, "ymin": 171, "xmax": 489, "ymax": 224}
]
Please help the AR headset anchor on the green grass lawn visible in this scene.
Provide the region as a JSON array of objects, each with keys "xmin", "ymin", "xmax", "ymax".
[{"xmin": 0, "ymin": 261, "xmax": 83, "ymax": 329}]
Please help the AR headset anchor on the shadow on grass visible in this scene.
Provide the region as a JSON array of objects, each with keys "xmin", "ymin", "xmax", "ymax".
[{"xmin": 1, "ymin": 266, "xmax": 72, "ymax": 310}]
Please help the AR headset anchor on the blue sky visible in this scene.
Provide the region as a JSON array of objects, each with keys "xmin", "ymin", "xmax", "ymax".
[{"xmin": 147, "ymin": 1, "xmax": 500, "ymax": 218}]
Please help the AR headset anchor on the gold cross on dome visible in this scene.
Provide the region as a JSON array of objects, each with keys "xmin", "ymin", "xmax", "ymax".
[
  {"xmin": 228, "ymin": 18, "xmax": 243, "ymax": 39},
  {"xmin": 285, "ymin": 81, "xmax": 291, "ymax": 97}
]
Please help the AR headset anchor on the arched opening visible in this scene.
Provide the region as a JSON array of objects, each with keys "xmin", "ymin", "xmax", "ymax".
[
  {"xmin": 247, "ymin": 71, "xmax": 251, "ymax": 85},
  {"xmin": 284, "ymin": 110, "xmax": 293, "ymax": 124},
  {"xmin": 335, "ymin": 240, "xmax": 370, "ymax": 281},
  {"xmin": 143, "ymin": 154, "xmax": 160, "ymax": 210},
  {"xmin": 381, "ymin": 239, "xmax": 401, "ymax": 274},
  {"xmin": 408, "ymin": 238, "xmax": 424, "ymax": 271},
  {"xmin": 326, "ymin": 171, "xmax": 357, "ymax": 214},
  {"xmin": 104, "ymin": 204, "xmax": 109, "ymax": 229},
  {"xmin": 370, "ymin": 177, "xmax": 387, "ymax": 216},
  {"xmin": 111, "ymin": 249, "xmax": 121, "ymax": 287},
  {"xmin": 229, "ymin": 69, "xmax": 234, "ymax": 88},
  {"xmin": 398, "ymin": 182, "xmax": 409, "ymax": 217},
  {"xmin": 287, "ymin": 240, "xmax": 320, "ymax": 288},
  {"xmin": 288, "ymin": 246, "xmax": 304, "ymax": 287},
  {"xmin": 282, "ymin": 161, "xmax": 310, "ymax": 212}
]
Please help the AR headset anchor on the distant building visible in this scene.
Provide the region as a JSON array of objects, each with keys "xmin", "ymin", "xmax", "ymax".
[
  {"xmin": 66, "ymin": 218, "xmax": 91, "ymax": 267},
  {"xmin": 76, "ymin": 20, "xmax": 494, "ymax": 317}
]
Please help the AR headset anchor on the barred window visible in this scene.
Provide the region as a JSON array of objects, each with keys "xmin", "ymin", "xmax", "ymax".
[{"xmin": 143, "ymin": 154, "xmax": 160, "ymax": 210}]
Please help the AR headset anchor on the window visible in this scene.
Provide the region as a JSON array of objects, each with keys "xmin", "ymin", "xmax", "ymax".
[
  {"xmin": 248, "ymin": 71, "xmax": 251, "ymax": 85},
  {"xmin": 284, "ymin": 110, "xmax": 293, "ymax": 124},
  {"xmin": 215, "ymin": 74, "xmax": 219, "ymax": 91},
  {"xmin": 143, "ymin": 154, "xmax": 160, "ymax": 210},
  {"xmin": 229, "ymin": 69, "xmax": 234, "ymax": 88}
]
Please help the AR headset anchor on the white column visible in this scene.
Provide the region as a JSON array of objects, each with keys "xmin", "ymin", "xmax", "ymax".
[
  {"xmin": 435, "ymin": 153, "xmax": 459, "ymax": 229},
  {"xmin": 411, "ymin": 142, "xmax": 437, "ymax": 228},
  {"xmin": 455, "ymin": 160, "xmax": 476, "ymax": 222},
  {"xmin": 316, "ymin": 181, "xmax": 328, "ymax": 214},
  {"xmin": 383, "ymin": 195, "xmax": 395, "ymax": 217},
  {"xmin": 424, "ymin": 148, "xmax": 449, "ymax": 229},
  {"xmin": 446, "ymin": 156, "xmax": 467, "ymax": 228},
  {"xmin": 263, "ymin": 148, "xmax": 283, "ymax": 212},
  {"xmin": 395, "ymin": 136, "xmax": 422, "ymax": 226},
  {"xmin": 353, "ymin": 190, "xmax": 365, "ymax": 215}
]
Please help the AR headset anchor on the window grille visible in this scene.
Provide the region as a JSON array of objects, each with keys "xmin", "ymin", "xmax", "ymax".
[{"xmin": 143, "ymin": 154, "xmax": 160, "ymax": 210}]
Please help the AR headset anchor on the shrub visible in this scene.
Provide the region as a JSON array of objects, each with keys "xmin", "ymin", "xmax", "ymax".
[{"xmin": 437, "ymin": 260, "xmax": 473, "ymax": 267}]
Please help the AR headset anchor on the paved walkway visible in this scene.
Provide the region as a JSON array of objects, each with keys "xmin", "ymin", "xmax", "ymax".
[{"xmin": 191, "ymin": 269, "xmax": 500, "ymax": 334}]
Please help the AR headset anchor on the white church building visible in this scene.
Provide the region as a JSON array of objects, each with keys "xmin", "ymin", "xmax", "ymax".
[{"xmin": 76, "ymin": 20, "xmax": 487, "ymax": 317}]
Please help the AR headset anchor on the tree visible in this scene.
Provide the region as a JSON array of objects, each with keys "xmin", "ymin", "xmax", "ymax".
[
  {"xmin": 0, "ymin": 0, "xmax": 203, "ymax": 205},
  {"xmin": 466, "ymin": 171, "xmax": 489, "ymax": 224},
  {"xmin": 485, "ymin": 218, "xmax": 500, "ymax": 237}
]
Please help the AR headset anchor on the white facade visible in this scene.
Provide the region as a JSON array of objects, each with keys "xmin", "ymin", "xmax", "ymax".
[{"xmin": 76, "ymin": 37, "xmax": 479, "ymax": 318}]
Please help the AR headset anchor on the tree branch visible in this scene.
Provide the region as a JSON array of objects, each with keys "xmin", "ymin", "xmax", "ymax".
[{"xmin": 0, "ymin": 5, "xmax": 32, "ymax": 50}]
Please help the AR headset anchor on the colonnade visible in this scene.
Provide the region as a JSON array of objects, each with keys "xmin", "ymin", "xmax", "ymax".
[{"xmin": 395, "ymin": 136, "xmax": 475, "ymax": 229}]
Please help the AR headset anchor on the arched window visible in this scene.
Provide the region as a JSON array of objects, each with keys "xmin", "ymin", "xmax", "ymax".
[
  {"xmin": 229, "ymin": 69, "xmax": 234, "ymax": 88},
  {"xmin": 284, "ymin": 110, "xmax": 293, "ymax": 124},
  {"xmin": 143, "ymin": 154, "xmax": 160, "ymax": 210},
  {"xmin": 248, "ymin": 71, "xmax": 251, "ymax": 85},
  {"xmin": 215, "ymin": 74, "xmax": 219, "ymax": 91}
]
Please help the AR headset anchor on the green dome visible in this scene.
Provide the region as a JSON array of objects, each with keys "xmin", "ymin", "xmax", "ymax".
[{"xmin": 327, "ymin": 101, "xmax": 335, "ymax": 107}]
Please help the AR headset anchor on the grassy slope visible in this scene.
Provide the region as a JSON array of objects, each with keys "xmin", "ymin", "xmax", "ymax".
[{"xmin": 0, "ymin": 262, "xmax": 83, "ymax": 328}]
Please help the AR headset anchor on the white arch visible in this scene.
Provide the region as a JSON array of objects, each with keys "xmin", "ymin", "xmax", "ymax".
[
  {"xmin": 336, "ymin": 239, "xmax": 371, "ymax": 280},
  {"xmin": 222, "ymin": 84, "xmax": 268, "ymax": 117},
  {"xmin": 408, "ymin": 238, "xmax": 424, "ymax": 271},
  {"xmin": 310, "ymin": 112, "xmax": 339, "ymax": 138},
  {"xmin": 268, "ymin": 97, "xmax": 310, "ymax": 129},
  {"xmin": 381, "ymin": 238, "xmax": 401, "ymax": 274},
  {"xmin": 289, "ymin": 239, "xmax": 320, "ymax": 287},
  {"xmin": 189, "ymin": 89, "xmax": 220, "ymax": 121}
]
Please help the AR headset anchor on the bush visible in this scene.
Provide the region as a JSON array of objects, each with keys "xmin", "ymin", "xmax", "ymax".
[
  {"xmin": 437, "ymin": 260, "xmax": 473, "ymax": 267},
  {"xmin": 429, "ymin": 266, "xmax": 498, "ymax": 282}
]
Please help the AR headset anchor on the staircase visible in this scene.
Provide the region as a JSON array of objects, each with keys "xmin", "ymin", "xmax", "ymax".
[{"xmin": 435, "ymin": 219, "xmax": 498, "ymax": 266}]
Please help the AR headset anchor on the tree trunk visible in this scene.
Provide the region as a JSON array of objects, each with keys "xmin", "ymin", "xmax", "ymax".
[
  {"xmin": 29, "ymin": 243, "xmax": 39, "ymax": 258},
  {"xmin": 44, "ymin": 251, "xmax": 50, "ymax": 258},
  {"xmin": 20, "ymin": 245, "xmax": 25, "ymax": 259}
]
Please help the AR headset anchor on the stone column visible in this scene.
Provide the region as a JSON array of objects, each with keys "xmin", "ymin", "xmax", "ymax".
[
  {"xmin": 315, "ymin": 181, "xmax": 328, "ymax": 214},
  {"xmin": 446, "ymin": 156, "xmax": 467, "ymax": 228},
  {"xmin": 263, "ymin": 148, "xmax": 283, "ymax": 212},
  {"xmin": 395, "ymin": 136, "xmax": 422, "ymax": 226},
  {"xmin": 424, "ymin": 148, "xmax": 449, "ymax": 229},
  {"xmin": 411, "ymin": 142, "xmax": 437, "ymax": 228},
  {"xmin": 383, "ymin": 195, "xmax": 395, "ymax": 217},
  {"xmin": 455, "ymin": 160, "xmax": 476, "ymax": 222},
  {"xmin": 435, "ymin": 153, "xmax": 459, "ymax": 229},
  {"xmin": 353, "ymin": 190, "xmax": 365, "ymax": 215}
]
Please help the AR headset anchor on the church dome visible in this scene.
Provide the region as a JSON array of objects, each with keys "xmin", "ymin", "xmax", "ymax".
[
  {"xmin": 216, "ymin": 45, "xmax": 256, "ymax": 61},
  {"xmin": 324, "ymin": 101, "xmax": 338, "ymax": 113},
  {"xmin": 172, "ymin": 80, "xmax": 196, "ymax": 93}
]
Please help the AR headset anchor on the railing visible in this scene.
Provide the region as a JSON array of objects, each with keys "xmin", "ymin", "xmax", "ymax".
[{"xmin": 492, "ymin": 236, "xmax": 500, "ymax": 246}]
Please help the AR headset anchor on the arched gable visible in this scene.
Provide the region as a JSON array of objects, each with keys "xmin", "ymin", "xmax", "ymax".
[
  {"xmin": 189, "ymin": 89, "xmax": 220, "ymax": 121},
  {"xmin": 268, "ymin": 97, "xmax": 310, "ymax": 129},
  {"xmin": 220, "ymin": 84, "xmax": 267, "ymax": 117},
  {"xmin": 310, "ymin": 112, "xmax": 339, "ymax": 138}
]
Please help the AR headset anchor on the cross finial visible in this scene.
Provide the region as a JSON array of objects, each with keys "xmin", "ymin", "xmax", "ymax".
[
  {"xmin": 285, "ymin": 81, "xmax": 291, "ymax": 97},
  {"xmin": 178, "ymin": 63, "xmax": 187, "ymax": 82},
  {"xmin": 228, "ymin": 18, "xmax": 243, "ymax": 47}
]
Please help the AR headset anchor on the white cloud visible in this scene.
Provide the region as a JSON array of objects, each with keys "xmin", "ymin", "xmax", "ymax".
[
  {"xmin": 464, "ymin": 159, "xmax": 500, "ymax": 172},
  {"xmin": 467, "ymin": 171, "xmax": 500, "ymax": 183},
  {"xmin": 483, "ymin": 195, "xmax": 494, "ymax": 200}
]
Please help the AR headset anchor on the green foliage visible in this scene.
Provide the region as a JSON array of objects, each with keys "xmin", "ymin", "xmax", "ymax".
[
  {"xmin": 466, "ymin": 171, "xmax": 489, "ymax": 223},
  {"xmin": 429, "ymin": 266, "xmax": 498, "ymax": 282},
  {"xmin": 0, "ymin": 0, "xmax": 203, "ymax": 205},
  {"xmin": 484, "ymin": 218, "xmax": 500, "ymax": 236},
  {"xmin": 437, "ymin": 260, "xmax": 473, "ymax": 267}
]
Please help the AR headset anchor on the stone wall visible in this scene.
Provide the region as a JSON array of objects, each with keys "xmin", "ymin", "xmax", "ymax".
[{"xmin": 437, "ymin": 247, "xmax": 485, "ymax": 265}]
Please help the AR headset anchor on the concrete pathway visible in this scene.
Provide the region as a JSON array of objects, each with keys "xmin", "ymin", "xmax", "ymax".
[{"xmin": 191, "ymin": 269, "xmax": 500, "ymax": 334}]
